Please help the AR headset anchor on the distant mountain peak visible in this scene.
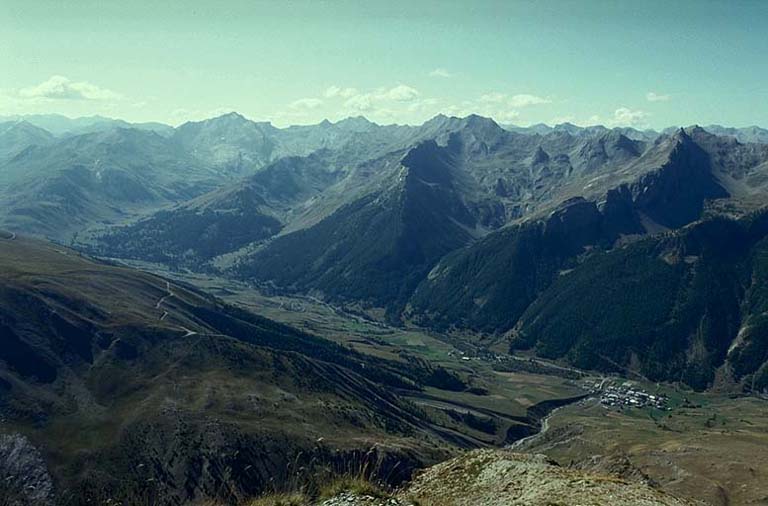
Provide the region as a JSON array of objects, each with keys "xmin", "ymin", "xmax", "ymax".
[
  {"xmin": 332, "ymin": 115, "xmax": 377, "ymax": 131},
  {"xmin": 219, "ymin": 111, "xmax": 247, "ymax": 121},
  {"xmin": 191, "ymin": 111, "xmax": 254, "ymax": 128},
  {"xmin": 676, "ymin": 126, "xmax": 696, "ymax": 143},
  {"xmin": 600, "ymin": 130, "xmax": 640, "ymax": 154},
  {"xmin": 462, "ymin": 113, "xmax": 500, "ymax": 128}
]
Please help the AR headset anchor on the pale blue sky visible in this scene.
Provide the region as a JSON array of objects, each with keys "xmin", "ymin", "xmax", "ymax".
[{"xmin": 2, "ymin": 0, "xmax": 767, "ymax": 128}]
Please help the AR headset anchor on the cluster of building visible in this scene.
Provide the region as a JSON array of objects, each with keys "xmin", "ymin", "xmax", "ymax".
[
  {"xmin": 448, "ymin": 349, "xmax": 513, "ymax": 364},
  {"xmin": 586, "ymin": 380, "xmax": 669, "ymax": 409}
]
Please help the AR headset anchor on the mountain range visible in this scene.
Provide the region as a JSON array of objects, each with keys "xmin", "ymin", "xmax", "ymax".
[{"xmin": 3, "ymin": 113, "xmax": 768, "ymax": 393}]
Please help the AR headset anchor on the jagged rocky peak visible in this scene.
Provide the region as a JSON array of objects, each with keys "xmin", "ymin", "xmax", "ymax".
[
  {"xmin": 333, "ymin": 115, "xmax": 377, "ymax": 132},
  {"xmin": 531, "ymin": 145, "xmax": 550, "ymax": 164},
  {"xmin": 462, "ymin": 113, "xmax": 501, "ymax": 129},
  {"xmin": 601, "ymin": 129, "xmax": 641, "ymax": 154},
  {"xmin": 400, "ymin": 139, "xmax": 452, "ymax": 184},
  {"xmin": 443, "ymin": 114, "xmax": 508, "ymax": 156},
  {"xmin": 179, "ymin": 111, "xmax": 276, "ymax": 134},
  {"xmin": 684, "ymin": 124, "xmax": 742, "ymax": 150},
  {"xmin": 213, "ymin": 110, "xmax": 249, "ymax": 123},
  {"xmin": 402, "ymin": 139, "xmax": 441, "ymax": 166},
  {"xmin": 459, "ymin": 114, "xmax": 507, "ymax": 142},
  {"xmin": 553, "ymin": 122, "xmax": 581, "ymax": 134},
  {"xmin": 195, "ymin": 111, "xmax": 254, "ymax": 129},
  {"xmin": 422, "ymin": 113, "xmax": 504, "ymax": 138},
  {"xmin": 669, "ymin": 125, "xmax": 693, "ymax": 144},
  {"xmin": 685, "ymin": 124, "xmax": 709, "ymax": 137}
]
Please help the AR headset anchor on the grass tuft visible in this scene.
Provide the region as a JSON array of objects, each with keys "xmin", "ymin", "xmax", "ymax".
[
  {"xmin": 245, "ymin": 492, "xmax": 310, "ymax": 506},
  {"xmin": 318, "ymin": 475, "xmax": 389, "ymax": 500}
]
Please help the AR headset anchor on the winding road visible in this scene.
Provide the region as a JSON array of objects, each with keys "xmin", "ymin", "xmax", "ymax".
[{"xmin": 154, "ymin": 280, "xmax": 198, "ymax": 337}]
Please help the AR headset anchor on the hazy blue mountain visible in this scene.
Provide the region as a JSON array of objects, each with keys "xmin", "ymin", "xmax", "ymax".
[
  {"xmin": 172, "ymin": 112, "xmax": 281, "ymax": 174},
  {"xmin": 171, "ymin": 112, "xmax": 420, "ymax": 177},
  {"xmin": 84, "ymin": 116, "xmax": 768, "ymax": 330},
  {"xmin": 93, "ymin": 149, "xmax": 348, "ymax": 267},
  {"xmin": 0, "ymin": 120, "xmax": 54, "ymax": 161},
  {"xmin": 504, "ymin": 122, "xmax": 659, "ymax": 142},
  {"xmin": 0, "ymin": 113, "xmax": 173, "ymax": 137},
  {"xmin": 0, "ymin": 113, "xmax": 414, "ymax": 241},
  {"xmin": 0, "ymin": 127, "xmax": 218, "ymax": 238},
  {"xmin": 702, "ymin": 125, "xmax": 768, "ymax": 144}
]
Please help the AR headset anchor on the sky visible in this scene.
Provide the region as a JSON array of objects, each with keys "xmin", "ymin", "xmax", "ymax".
[{"xmin": 2, "ymin": 0, "xmax": 768, "ymax": 129}]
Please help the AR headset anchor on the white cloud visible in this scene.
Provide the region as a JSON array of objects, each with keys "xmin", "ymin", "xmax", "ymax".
[
  {"xmin": 611, "ymin": 107, "xmax": 649, "ymax": 127},
  {"xmin": 344, "ymin": 94, "xmax": 374, "ymax": 112},
  {"xmin": 406, "ymin": 98, "xmax": 440, "ymax": 113},
  {"xmin": 429, "ymin": 68, "xmax": 453, "ymax": 78},
  {"xmin": 324, "ymin": 86, "xmax": 358, "ymax": 99},
  {"xmin": 340, "ymin": 85, "xmax": 420, "ymax": 112},
  {"xmin": 646, "ymin": 91, "xmax": 670, "ymax": 102},
  {"xmin": 289, "ymin": 97, "xmax": 323, "ymax": 109},
  {"xmin": 479, "ymin": 92, "xmax": 507, "ymax": 103},
  {"xmin": 18, "ymin": 75, "xmax": 122, "ymax": 101},
  {"xmin": 380, "ymin": 84, "xmax": 419, "ymax": 102},
  {"xmin": 493, "ymin": 109, "xmax": 520, "ymax": 123},
  {"xmin": 587, "ymin": 115, "xmax": 602, "ymax": 125},
  {"xmin": 508, "ymin": 94, "xmax": 551, "ymax": 107},
  {"xmin": 479, "ymin": 92, "xmax": 550, "ymax": 107}
]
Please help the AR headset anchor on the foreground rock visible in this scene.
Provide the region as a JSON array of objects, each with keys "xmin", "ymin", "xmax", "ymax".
[
  {"xmin": 399, "ymin": 449, "xmax": 696, "ymax": 506},
  {"xmin": 318, "ymin": 492, "xmax": 412, "ymax": 506}
]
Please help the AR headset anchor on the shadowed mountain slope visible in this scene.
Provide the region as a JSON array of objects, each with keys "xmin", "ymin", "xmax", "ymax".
[
  {"xmin": 0, "ymin": 235, "xmax": 495, "ymax": 504},
  {"xmin": 512, "ymin": 209, "xmax": 768, "ymax": 391}
]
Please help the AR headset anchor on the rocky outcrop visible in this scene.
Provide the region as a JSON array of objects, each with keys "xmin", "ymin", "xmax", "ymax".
[
  {"xmin": 0, "ymin": 434, "xmax": 55, "ymax": 506},
  {"xmin": 401, "ymin": 449, "xmax": 695, "ymax": 506},
  {"xmin": 630, "ymin": 130, "xmax": 728, "ymax": 228}
]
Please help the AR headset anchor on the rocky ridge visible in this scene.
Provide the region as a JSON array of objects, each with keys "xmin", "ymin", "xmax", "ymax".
[{"xmin": 400, "ymin": 449, "xmax": 696, "ymax": 506}]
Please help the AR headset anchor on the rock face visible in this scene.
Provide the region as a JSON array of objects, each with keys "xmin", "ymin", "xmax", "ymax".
[
  {"xmin": 0, "ymin": 434, "xmax": 55, "ymax": 506},
  {"xmin": 319, "ymin": 493, "xmax": 412, "ymax": 506},
  {"xmin": 401, "ymin": 449, "xmax": 694, "ymax": 506}
]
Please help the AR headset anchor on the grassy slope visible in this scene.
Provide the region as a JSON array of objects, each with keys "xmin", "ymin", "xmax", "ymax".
[
  {"xmin": 0, "ymin": 236, "xmax": 475, "ymax": 504},
  {"xmin": 121, "ymin": 265, "xmax": 586, "ymax": 444}
]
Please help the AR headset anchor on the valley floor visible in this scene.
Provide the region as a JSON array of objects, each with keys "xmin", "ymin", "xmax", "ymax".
[{"xmin": 80, "ymin": 258, "xmax": 768, "ymax": 506}]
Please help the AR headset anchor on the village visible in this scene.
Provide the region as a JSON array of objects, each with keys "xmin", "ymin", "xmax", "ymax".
[
  {"xmin": 584, "ymin": 379, "xmax": 670, "ymax": 410},
  {"xmin": 445, "ymin": 347, "xmax": 671, "ymax": 412}
]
